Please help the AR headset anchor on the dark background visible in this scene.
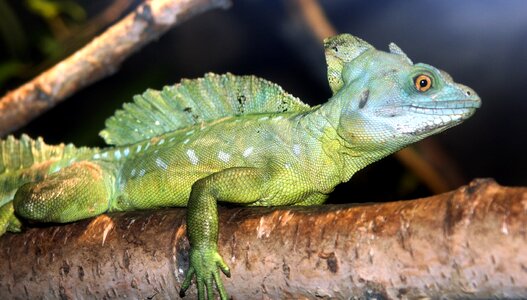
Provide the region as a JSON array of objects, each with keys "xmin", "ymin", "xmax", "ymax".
[{"xmin": 2, "ymin": 0, "xmax": 526, "ymax": 202}]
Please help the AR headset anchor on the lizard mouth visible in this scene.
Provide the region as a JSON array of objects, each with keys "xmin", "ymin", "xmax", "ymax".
[{"xmin": 397, "ymin": 99, "xmax": 481, "ymax": 135}]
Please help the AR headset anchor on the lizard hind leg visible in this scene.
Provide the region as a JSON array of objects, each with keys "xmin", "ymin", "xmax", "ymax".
[{"xmin": 13, "ymin": 161, "xmax": 116, "ymax": 223}]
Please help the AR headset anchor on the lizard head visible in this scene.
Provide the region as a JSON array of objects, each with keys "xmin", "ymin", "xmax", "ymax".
[{"xmin": 324, "ymin": 34, "xmax": 481, "ymax": 152}]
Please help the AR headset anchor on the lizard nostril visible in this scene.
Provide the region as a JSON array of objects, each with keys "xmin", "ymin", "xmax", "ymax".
[{"xmin": 466, "ymin": 90, "xmax": 471, "ymax": 96}]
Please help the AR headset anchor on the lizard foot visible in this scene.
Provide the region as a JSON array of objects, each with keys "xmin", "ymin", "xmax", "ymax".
[
  {"xmin": 180, "ymin": 247, "xmax": 230, "ymax": 300},
  {"xmin": 0, "ymin": 202, "xmax": 22, "ymax": 236}
]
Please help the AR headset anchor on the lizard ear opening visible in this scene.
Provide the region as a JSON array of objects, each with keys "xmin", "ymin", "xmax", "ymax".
[
  {"xmin": 388, "ymin": 42, "xmax": 413, "ymax": 64},
  {"xmin": 324, "ymin": 34, "xmax": 374, "ymax": 94}
]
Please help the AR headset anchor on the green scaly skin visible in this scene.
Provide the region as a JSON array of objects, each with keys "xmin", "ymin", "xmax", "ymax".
[{"xmin": 0, "ymin": 34, "xmax": 480, "ymax": 299}]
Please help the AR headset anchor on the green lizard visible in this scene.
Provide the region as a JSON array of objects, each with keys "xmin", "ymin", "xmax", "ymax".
[{"xmin": 0, "ymin": 34, "xmax": 480, "ymax": 299}]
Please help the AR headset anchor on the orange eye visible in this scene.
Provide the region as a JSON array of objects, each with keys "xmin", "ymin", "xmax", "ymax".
[{"xmin": 414, "ymin": 74, "xmax": 432, "ymax": 92}]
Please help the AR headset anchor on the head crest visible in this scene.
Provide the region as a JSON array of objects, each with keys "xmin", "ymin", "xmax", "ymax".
[
  {"xmin": 324, "ymin": 34, "xmax": 373, "ymax": 94},
  {"xmin": 388, "ymin": 42, "xmax": 413, "ymax": 64}
]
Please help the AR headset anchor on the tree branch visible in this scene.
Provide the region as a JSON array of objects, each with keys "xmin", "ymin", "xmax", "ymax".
[
  {"xmin": 0, "ymin": 179, "xmax": 525, "ymax": 298},
  {"xmin": 0, "ymin": 0, "xmax": 231, "ymax": 137}
]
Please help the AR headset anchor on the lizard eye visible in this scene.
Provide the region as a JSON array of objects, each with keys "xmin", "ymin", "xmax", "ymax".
[{"xmin": 414, "ymin": 74, "xmax": 432, "ymax": 92}]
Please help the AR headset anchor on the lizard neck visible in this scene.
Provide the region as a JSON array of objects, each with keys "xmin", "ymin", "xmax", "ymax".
[{"xmin": 299, "ymin": 96, "xmax": 399, "ymax": 184}]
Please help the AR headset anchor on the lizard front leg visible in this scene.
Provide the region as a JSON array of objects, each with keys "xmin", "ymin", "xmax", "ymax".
[{"xmin": 180, "ymin": 167, "xmax": 268, "ymax": 300}]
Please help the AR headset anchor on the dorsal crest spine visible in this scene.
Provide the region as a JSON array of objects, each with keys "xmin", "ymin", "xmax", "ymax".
[
  {"xmin": 100, "ymin": 73, "xmax": 311, "ymax": 146},
  {"xmin": 0, "ymin": 134, "xmax": 94, "ymax": 175}
]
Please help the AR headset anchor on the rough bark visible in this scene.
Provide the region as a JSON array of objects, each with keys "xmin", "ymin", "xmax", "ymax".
[
  {"xmin": 0, "ymin": 0, "xmax": 231, "ymax": 137},
  {"xmin": 0, "ymin": 179, "xmax": 525, "ymax": 299}
]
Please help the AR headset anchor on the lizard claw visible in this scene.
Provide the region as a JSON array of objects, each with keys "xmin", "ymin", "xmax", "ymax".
[
  {"xmin": 179, "ymin": 266, "xmax": 194, "ymax": 297},
  {"xmin": 180, "ymin": 247, "xmax": 229, "ymax": 300}
]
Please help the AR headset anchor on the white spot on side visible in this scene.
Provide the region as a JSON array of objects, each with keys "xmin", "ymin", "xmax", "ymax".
[
  {"xmin": 131, "ymin": 169, "xmax": 136, "ymax": 176},
  {"xmin": 144, "ymin": 142, "xmax": 151, "ymax": 151},
  {"xmin": 93, "ymin": 153, "xmax": 101, "ymax": 159},
  {"xmin": 158, "ymin": 139, "xmax": 165, "ymax": 145},
  {"xmin": 155, "ymin": 120, "xmax": 160, "ymax": 126},
  {"xmin": 187, "ymin": 149, "xmax": 199, "ymax": 165},
  {"xmin": 258, "ymin": 116, "xmax": 269, "ymax": 121},
  {"xmin": 139, "ymin": 169, "xmax": 146, "ymax": 177},
  {"xmin": 292, "ymin": 144, "xmax": 301, "ymax": 156},
  {"xmin": 136, "ymin": 145, "xmax": 142, "ymax": 153},
  {"xmin": 114, "ymin": 150, "xmax": 121, "ymax": 160},
  {"xmin": 156, "ymin": 157, "xmax": 168, "ymax": 170},
  {"xmin": 243, "ymin": 147, "xmax": 254, "ymax": 158},
  {"xmin": 123, "ymin": 148, "xmax": 130, "ymax": 157},
  {"xmin": 284, "ymin": 163, "xmax": 292, "ymax": 169},
  {"xmin": 186, "ymin": 130, "xmax": 195, "ymax": 136},
  {"xmin": 218, "ymin": 151, "xmax": 231, "ymax": 163},
  {"xmin": 102, "ymin": 152, "xmax": 109, "ymax": 159},
  {"xmin": 169, "ymin": 137, "xmax": 176, "ymax": 142},
  {"xmin": 183, "ymin": 138, "xmax": 190, "ymax": 144},
  {"xmin": 273, "ymin": 116, "xmax": 283, "ymax": 120}
]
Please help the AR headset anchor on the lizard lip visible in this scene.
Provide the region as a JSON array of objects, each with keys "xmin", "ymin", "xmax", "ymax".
[{"xmin": 406, "ymin": 99, "xmax": 481, "ymax": 116}]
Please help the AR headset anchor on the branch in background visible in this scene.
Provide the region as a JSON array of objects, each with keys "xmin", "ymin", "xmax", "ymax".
[
  {"xmin": 0, "ymin": 179, "xmax": 525, "ymax": 298},
  {"xmin": 290, "ymin": 0, "xmax": 465, "ymax": 193},
  {"xmin": 294, "ymin": 0, "xmax": 336, "ymax": 40},
  {"xmin": 33, "ymin": 0, "xmax": 134, "ymax": 75},
  {"xmin": 0, "ymin": 0, "xmax": 231, "ymax": 137}
]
